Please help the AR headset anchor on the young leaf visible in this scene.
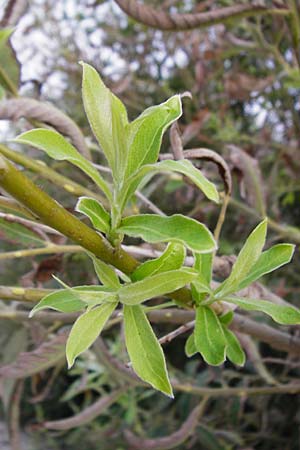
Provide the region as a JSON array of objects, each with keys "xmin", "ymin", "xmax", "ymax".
[
  {"xmin": 123, "ymin": 304, "xmax": 173, "ymax": 397},
  {"xmin": 131, "ymin": 242, "xmax": 186, "ymax": 281},
  {"xmin": 72, "ymin": 286, "xmax": 118, "ymax": 307},
  {"xmin": 88, "ymin": 253, "xmax": 120, "ymax": 289},
  {"xmin": 30, "ymin": 290, "xmax": 85, "ymax": 317},
  {"xmin": 222, "ymin": 327, "xmax": 245, "ymax": 366},
  {"xmin": 0, "ymin": 28, "xmax": 20, "ymax": 93},
  {"xmin": 219, "ymin": 310, "xmax": 234, "ymax": 326},
  {"xmin": 237, "ymin": 243, "xmax": 295, "ymax": 291},
  {"xmin": 124, "ymin": 96, "xmax": 182, "ymax": 179},
  {"xmin": 66, "ymin": 302, "xmax": 117, "ymax": 368},
  {"xmin": 194, "ymin": 306, "xmax": 227, "ymax": 366},
  {"xmin": 121, "ymin": 159, "xmax": 219, "ymax": 209},
  {"xmin": 81, "ymin": 62, "xmax": 128, "ymax": 182},
  {"xmin": 118, "ymin": 268, "xmax": 197, "ymax": 305},
  {"xmin": 215, "ymin": 219, "xmax": 268, "ymax": 299},
  {"xmin": 14, "ymin": 129, "xmax": 111, "ymax": 200},
  {"xmin": 225, "ymin": 296, "xmax": 300, "ymax": 325},
  {"xmin": 191, "ymin": 253, "xmax": 213, "ymax": 304},
  {"xmin": 75, "ymin": 197, "xmax": 110, "ymax": 233},
  {"xmin": 0, "ymin": 29, "xmax": 13, "ymax": 43},
  {"xmin": 194, "ymin": 253, "xmax": 213, "ymax": 286},
  {"xmin": 118, "ymin": 214, "xmax": 217, "ymax": 253},
  {"xmin": 185, "ymin": 333, "xmax": 197, "ymax": 357}
]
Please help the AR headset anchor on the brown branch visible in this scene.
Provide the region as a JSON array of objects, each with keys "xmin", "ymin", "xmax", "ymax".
[
  {"xmin": 124, "ymin": 399, "xmax": 208, "ymax": 450},
  {"xmin": 43, "ymin": 387, "xmax": 126, "ymax": 430},
  {"xmin": 114, "ymin": 0, "xmax": 289, "ymax": 31},
  {"xmin": 0, "ymin": 0, "xmax": 28, "ymax": 27}
]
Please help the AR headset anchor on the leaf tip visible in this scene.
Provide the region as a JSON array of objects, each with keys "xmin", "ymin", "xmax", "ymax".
[
  {"xmin": 28, "ymin": 309, "xmax": 36, "ymax": 318},
  {"xmin": 67, "ymin": 354, "xmax": 75, "ymax": 369}
]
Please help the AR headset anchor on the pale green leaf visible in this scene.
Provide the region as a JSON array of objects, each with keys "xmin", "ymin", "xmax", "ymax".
[
  {"xmin": 215, "ymin": 219, "xmax": 268, "ymax": 299},
  {"xmin": 127, "ymin": 159, "xmax": 219, "ymax": 208},
  {"xmin": 0, "ymin": 29, "xmax": 13, "ymax": 43},
  {"xmin": 219, "ymin": 311, "xmax": 234, "ymax": 326},
  {"xmin": 124, "ymin": 95, "xmax": 182, "ymax": 179},
  {"xmin": 222, "ymin": 327, "xmax": 245, "ymax": 366},
  {"xmin": 191, "ymin": 253, "xmax": 213, "ymax": 304},
  {"xmin": 225, "ymin": 296, "xmax": 300, "ymax": 325},
  {"xmin": 66, "ymin": 302, "xmax": 117, "ymax": 367},
  {"xmin": 118, "ymin": 268, "xmax": 197, "ymax": 305},
  {"xmin": 88, "ymin": 253, "xmax": 120, "ymax": 289},
  {"xmin": 72, "ymin": 286, "xmax": 118, "ymax": 307},
  {"xmin": 75, "ymin": 197, "xmax": 110, "ymax": 233},
  {"xmin": 237, "ymin": 243, "xmax": 295, "ymax": 290},
  {"xmin": 0, "ymin": 28, "xmax": 20, "ymax": 93},
  {"xmin": 121, "ymin": 159, "xmax": 219, "ymax": 209},
  {"xmin": 185, "ymin": 333, "xmax": 197, "ymax": 357},
  {"xmin": 81, "ymin": 62, "xmax": 128, "ymax": 182},
  {"xmin": 30, "ymin": 290, "xmax": 85, "ymax": 317},
  {"xmin": 118, "ymin": 214, "xmax": 217, "ymax": 253},
  {"xmin": 131, "ymin": 242, "xmax": 186, "ymax": 281},
  {"xmin": 14, "ymin": 129, "xmax": 111, "ymax": 200},
  {"xmin": 124, "ymin": 304, "xmax": 173, "ymax": 397},
  {"xmin": 194, "ymin": 306, "xmax": 227, "ymax": 365}
]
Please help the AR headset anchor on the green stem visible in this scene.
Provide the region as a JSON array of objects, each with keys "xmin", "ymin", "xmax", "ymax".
[
  {"xmin": 0, "ymin": 145, "xmax": 108, "ymax": 206},
  {"xmin": 0, "ymin": 244, "xmax": 82, "ymax": 260},
  {"xmin": 0, "ymin": 155, "xmax": 138, "ymax": 274},
  {"xmin": 0, "ymin": 156, "xmax": 193, "ymax": 306}
]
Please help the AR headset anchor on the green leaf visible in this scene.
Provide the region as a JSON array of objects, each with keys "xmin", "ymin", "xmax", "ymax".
[
  {"xmin": 194, "ymin": 253, "xmax": 213, "ymax": 286},
  {"xmin": 237, "ymin": 243, "xmax": 295, "ymax": 290},
  {"xmin": 225, "ymin": 296, "xmax": 300, "ymax": 325},
  {"xmin": 191, "ymin": 253, "xmax": 213, "ymax": 304},
  {"xmin": 72, "ymin": 286, "xmax": 118, "ymax": 307},
  {"xmin": 81, "ymin": 62, "xmax": 128, "ymax": 182},
  {"xmin": 14, "ymin": 129, "xmax": 111, "ymax": 200},
  {"xmin": 194, "ymin": 306, "xmax": 227, "ymax": 365},
  {"xmin": 222, "ymin": 327, "xmax": 245, "ymax": 366},
  {"xmin": 30, "ymin": 290, "xmax": 85, "ymax": 317},
  {"xmin": 118, "ymin": 268, "xmax": 197, "ymax": 305},
  {"xmin": 88, "ymin": 253, "xmax": 120, "ymax": 289},
  {"xmin": 0, "ymin": 28, "xmax": 20, "ymax": 93},
  {"xmin": 124, "ymin": 96, "xmax": 182, "ymax": 179},
  {"xmin": 66, "ymin": 302, "xmax": 117, "ymax": 368},
  {"xmin": 185, "ymin": 333, "xmax": 197, "ymax": 357},
  {"xmin": 118, "ymin": 214, "xmax": 217, "ymax": 253},
  {"xmin": 75, "ymin": 197, "xmax": 110, "ymax": 233},
  {"xmin": 215, "ymin": 219, "xmax": 268, "ymax": 299},
  {"xmin": 0, "ymin": 217, "xmax": 46, "ymax": 246},
  {"xmin": 131, "ymin": 242, "xmax": 186, "ymax": 281},
  {"xmin": 219, "ymin": 310, "xmax": 234, "ymax": 326},
  {"xmin": 123, "ymin": 304, "xmax": 173, "ymax": 397},
  {"xmin": 121, "ymin": 159, "xmax": 219, "ymax": 209}
]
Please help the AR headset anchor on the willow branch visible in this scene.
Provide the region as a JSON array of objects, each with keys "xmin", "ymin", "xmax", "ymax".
[
  {"xmin": 0, "ymin": 245, "xmax": 82, "ymax": 261},
  {"xmin": 114, "ymin": 0, "xmax": 289, "ymax": 31},
  {"xmin": 0, "ymin": 156, "xmax": 192, "ymax": 305},
  {"xmin": 0, "ymin": 155, "xmax": 138, "ymax": 274},
  {"xmin": 0, "ymin": 145, "xmax": 106, "ymax": 204}
]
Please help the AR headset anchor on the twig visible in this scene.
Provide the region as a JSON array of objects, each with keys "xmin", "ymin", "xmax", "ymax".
[
  {"xmin": 8, "ymin": 380, "xmax": 24, "ymax": 450},
  {"xmin": 159, "ymin": 320, "xmax": 195, "ymax": 345},
  {"xmin": 0, "ymin": 145, "xmax": 106, "ymax": 205},
  {"xmin": 114, "ymin": 0, "xmax": 289, "ymax": 31}
]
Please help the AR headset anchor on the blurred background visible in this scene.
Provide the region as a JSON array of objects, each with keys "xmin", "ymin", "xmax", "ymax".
[{"xmin": 0, "ymin": 1, "xmax": 300, "ymax": 449}]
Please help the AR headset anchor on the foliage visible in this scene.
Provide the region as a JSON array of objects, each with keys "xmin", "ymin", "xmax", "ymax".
[{"xmin": 0, "ymin": 1, "xmax": 300, "ymax": 449}]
